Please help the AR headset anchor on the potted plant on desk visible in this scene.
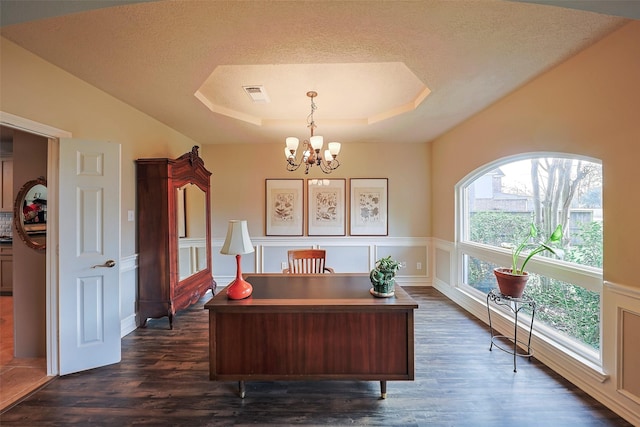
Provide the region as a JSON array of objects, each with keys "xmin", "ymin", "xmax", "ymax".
[
  {"xmin": 494, "ymin": 223, "xmax": 564, "ymax": 298},
  {"xmin": 370, "ymin": 255, "xmax": 401, "ymax": 298}
]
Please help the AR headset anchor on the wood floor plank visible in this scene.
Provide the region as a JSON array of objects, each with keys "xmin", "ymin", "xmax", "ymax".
[
  {"xmin": 0, "ymin": 287, "xmax": 632, "ymax": 426},
  {"xmin": 0, "ymin": 296, "xmax": 50, "ymax": 412},
  {"xmin": 0, "ymin": 364, "xmax": 50, "ymax": 410}
]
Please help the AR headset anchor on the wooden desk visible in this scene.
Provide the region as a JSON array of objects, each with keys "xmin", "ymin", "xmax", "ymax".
[{"xmin": 204, "ymin": 273, "xmax": 418, "ymax": 398}]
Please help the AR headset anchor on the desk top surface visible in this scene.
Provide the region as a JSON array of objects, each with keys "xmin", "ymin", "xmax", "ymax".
[{"xmin": 205, "ymin": 274, "xmax": 418, "ymax": 310}]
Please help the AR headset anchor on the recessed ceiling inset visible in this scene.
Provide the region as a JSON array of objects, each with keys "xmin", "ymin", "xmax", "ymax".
[{"xmin": 195, "ymin": 62, "xmax": 430, "ymax": 126}]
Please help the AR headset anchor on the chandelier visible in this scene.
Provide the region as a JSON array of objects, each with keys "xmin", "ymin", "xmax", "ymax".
[{"xmin": 284, "ymin": 91, "xmax": 341, "ymax": 174}]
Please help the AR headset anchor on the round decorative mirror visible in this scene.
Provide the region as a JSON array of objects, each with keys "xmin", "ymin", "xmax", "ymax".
[{"xmin": 14, "ymin": 177, "xmax": 47, "ymax": 252}]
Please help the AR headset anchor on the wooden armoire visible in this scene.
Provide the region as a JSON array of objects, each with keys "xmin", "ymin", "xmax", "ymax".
[{"xmin": 136, "ymin": 146, "xmax": 215, "ymax": 328}]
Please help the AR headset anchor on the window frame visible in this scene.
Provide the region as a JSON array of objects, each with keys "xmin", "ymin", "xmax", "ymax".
[{"xmin": 455, "ymin": 152, "xmax": 603, "ymax": 365}]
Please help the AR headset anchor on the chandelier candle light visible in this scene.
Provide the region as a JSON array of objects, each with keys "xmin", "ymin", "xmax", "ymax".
[
  {"xmin": 285, "ymin": 91, "xmax": 341, "ymax": 174},
  {"xmin": 220, "ymin": 220, "xmax": 255, "ymax": 300}
]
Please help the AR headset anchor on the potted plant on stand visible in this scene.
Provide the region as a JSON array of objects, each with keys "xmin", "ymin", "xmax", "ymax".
[
  {"xmin": 494, "ymin": 223, "xmax": 563, "ymax": 298},
  {"xmin": 370, "ymin": 255, "xmax": 401, "ymax": 297}
]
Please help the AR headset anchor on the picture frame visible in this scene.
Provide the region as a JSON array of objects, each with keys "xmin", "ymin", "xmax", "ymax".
[
  {"xmin": 265, "ymin": 179, "xmax": 304, "ymax": 236},
  {"xmin": 307, "ymin": 178, "xmax": 346, "ymax": 236},
  {"xmin": 350, "ymin": 178, "xmax": 388, "ymax": 236}
]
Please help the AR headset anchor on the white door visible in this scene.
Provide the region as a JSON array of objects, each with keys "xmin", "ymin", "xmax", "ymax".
[{"xmin": 58, "ymin": 139, "xmax": 121, "ymax": 375}]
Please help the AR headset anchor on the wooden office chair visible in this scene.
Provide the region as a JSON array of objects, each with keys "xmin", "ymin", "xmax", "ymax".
[{"xmin": 283, "ymin": 249, "xmax": 335, "ymax": 274}]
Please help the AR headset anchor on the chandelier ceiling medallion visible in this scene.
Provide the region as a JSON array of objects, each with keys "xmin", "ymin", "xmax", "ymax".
[{"xmin": 284, "ymin": 91, "xmax": 341, "ymax": 174}]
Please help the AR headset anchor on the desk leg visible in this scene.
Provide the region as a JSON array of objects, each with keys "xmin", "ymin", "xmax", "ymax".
[
  {"xmin": 238, "ymin": 381, "xmax": 246, "ymax": 399},
  {"xmin": 380, "ymin": 381, "xmax": 387, "ymax": 399}
]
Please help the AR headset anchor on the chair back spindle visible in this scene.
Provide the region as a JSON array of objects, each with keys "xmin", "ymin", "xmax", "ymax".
[{"xmin": 284, "ymin": 249, "xmax": 334, "ymax": 274}]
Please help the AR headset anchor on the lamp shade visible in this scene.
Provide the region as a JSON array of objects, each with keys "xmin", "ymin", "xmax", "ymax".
[
  {"xmin": 286, "ymin": 137, "xmax": 299, "ymax": 152},
  {"xmin": 328, "ymin": 142, "xmax": 341, "ymax": 155},
  {"xmin": 310, "ymin": 135, "xmax": 324, "ymax": 150},
  {"xmin": 220, "ymin": 220, "xmax": 254, "ymax": 255}
]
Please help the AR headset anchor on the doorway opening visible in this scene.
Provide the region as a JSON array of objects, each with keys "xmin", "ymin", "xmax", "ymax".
[{"xmin": 0, "ymin": 125, "xmax": 51, "ymax": 411}]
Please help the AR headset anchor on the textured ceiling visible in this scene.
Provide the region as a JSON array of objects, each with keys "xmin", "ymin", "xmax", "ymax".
[{"xmin": 0, "ymin": 1, "xmax": 632, "ymax": 146}]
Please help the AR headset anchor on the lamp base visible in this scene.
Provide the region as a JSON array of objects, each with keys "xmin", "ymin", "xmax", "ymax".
[{"xmin": 226, "ymin": 277, "xmax": 253, "ymax": 300}]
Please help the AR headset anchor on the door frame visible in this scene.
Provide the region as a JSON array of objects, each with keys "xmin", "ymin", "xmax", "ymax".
[{"xmin": 0, "ymin": 111, "xmax": 71, "ymax": 376}]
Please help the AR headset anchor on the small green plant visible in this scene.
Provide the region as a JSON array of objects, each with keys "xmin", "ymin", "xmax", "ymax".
[
  {"xmin": 370, "ymin": 256, "xmax": 401, "ymax": 284},
  {"xmin": 503, "ymin": 223, "xmax": 564, "ymax": 275}
]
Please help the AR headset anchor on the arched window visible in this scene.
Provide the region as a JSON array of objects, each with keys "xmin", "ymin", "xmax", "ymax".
[{"xmin": 457, "ymin": 154, "xmax": 603, "ymax": 362}]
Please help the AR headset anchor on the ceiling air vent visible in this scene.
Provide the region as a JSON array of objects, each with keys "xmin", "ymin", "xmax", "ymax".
[{"xmin": 243, "ymin": 85, "xmax": 270, "ymax": 103}]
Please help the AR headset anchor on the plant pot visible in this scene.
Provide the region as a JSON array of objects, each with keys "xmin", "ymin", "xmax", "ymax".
[
  {"xmin": 493, "ymin": 267, "xmax": 529, "ymax": 298},
  {"xmin": 369, "ymin": 271, "xmax": 396, "ymax": 298}
]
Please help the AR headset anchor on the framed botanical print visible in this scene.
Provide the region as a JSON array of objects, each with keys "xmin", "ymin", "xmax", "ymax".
[
  {"xmin": 265, "ymin": 179, "xmax": 304, "ymax": 236},
  {"xmin": 350, "ymin": 178, "xmax": 388, "ymax": 236},
  {"xmin": 307, "ymin": 178, "xmax": 346, "ymax": 236}
]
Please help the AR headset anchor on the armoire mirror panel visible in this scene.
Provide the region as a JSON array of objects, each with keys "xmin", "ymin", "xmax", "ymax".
[
  {"xmin": 177, "ymin": 183, "xmax": 208, "ymax": 281},
  {"xmin": 136, "ymin": 146, "xmax": 214, "ymax": 329}
]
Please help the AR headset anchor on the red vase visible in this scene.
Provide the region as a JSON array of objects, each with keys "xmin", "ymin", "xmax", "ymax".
[{"xmin": 493, "ymin": 267, "xmax": 529, "ymax": 298}]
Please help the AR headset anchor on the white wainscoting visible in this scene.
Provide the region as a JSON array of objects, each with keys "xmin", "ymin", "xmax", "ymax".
[
  {"xmin": 211, "ymin": 236, "xmax": 432, "ymax": 287},
  {"xmin": 119, "ymin": 254, "xmax": 138, "ymax": 337},
  {"xmin": 125, "ymin": 237, "xmax": 431, "ymax": 334},
  {"xmin": 604, "ymin": 280, "xmax": 640, "ymax": 423}
]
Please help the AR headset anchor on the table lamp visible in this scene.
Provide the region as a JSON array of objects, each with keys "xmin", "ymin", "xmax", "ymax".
[{"xmin": 220, "ymin": 220, "xmax": 254, "ymax": 299}]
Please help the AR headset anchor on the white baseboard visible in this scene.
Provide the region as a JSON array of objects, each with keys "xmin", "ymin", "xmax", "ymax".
[{"xmin": 120, "ymin": 314, "xmax": 137, "ymax": 337}]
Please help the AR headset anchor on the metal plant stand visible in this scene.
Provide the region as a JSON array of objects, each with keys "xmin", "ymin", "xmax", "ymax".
[{"xmin": 486, "ymin": 289, "xmax": 536, "ymax": 372}]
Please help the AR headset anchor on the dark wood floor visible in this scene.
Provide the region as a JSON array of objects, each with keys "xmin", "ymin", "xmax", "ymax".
[{"xmin": 0, "ymin": 287, "xmax": 631, "ymax": 426}]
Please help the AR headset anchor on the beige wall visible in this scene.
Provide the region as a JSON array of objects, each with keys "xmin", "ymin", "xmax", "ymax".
[
  {"xmin": 12, "ymin": 130, "xmax": 47, "ymax": 357},
  {"xmin": 430, "ymin": 21, "xmax": 640, "ymax": 287},
  {"xmin": 1, "ymin": 37, "xmax": 199, "ymax": 257},
  {"xmin": 201, "ymin": 141, "xmax": 431, "ymax": 238}
]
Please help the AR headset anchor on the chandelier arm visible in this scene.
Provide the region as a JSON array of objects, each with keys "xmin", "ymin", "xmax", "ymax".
[
  {"xmin": 286, "ymin": 159, "xmax": 302, "ymax": 172},
  {"xmin": 286, "ymin": 138, "xmax": 314, "ymax": 171},
  {"xmin": 318, "ymin": 158, "xmax": 339, "ymax": 174}
]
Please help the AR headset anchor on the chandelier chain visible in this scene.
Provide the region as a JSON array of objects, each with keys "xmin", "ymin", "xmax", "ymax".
[{"xmin": 307, "ymin": 96, "xmax": 317, "ymax": 136}]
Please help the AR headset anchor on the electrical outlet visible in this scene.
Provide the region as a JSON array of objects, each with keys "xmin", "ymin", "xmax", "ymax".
[
  {"xmin": 416, "ymin": 262, "xmax": 422, "ymax": 270},
  {"xmin": 400, "ymin": 261, "xmax": 407, "ymax": 268},
  {"xmin": 127, "ymin": 210, "xmax": 134, "ymax": 221},
  {"xmin": 281, "ymin": 261, "xmax": 288, "ymax": 269}
]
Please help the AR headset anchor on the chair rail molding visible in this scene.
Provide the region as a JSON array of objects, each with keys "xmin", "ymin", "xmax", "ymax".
[{"xmin": 211, "ymin": 236, "xmax": 431, "ymax": 286}]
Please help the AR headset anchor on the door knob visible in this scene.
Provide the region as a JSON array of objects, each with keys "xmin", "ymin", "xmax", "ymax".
[{"xmin": 92, "ymin": 260, "xmax": 116, "ymax": 268}]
